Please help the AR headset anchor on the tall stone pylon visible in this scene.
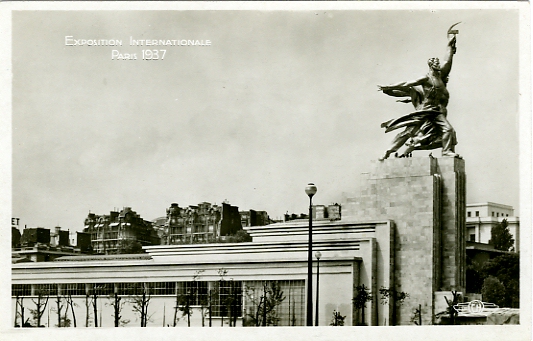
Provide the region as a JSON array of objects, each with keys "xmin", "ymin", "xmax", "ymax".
[{"xmin": 342, "ymin": 157, "xmax": 466, "ymax": 325}]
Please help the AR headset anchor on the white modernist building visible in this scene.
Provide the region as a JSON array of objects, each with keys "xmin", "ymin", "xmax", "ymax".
[
  {"xmin": 466, "ymin": 202, "xmax": 519, "ymax": 251},
  {"xmin": 12, "ymin": 219, "xmax": 394, "ymax": 327}
]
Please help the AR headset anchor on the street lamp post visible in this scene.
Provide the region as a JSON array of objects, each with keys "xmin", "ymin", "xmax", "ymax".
[
  {"xmin": 315, "ymin": 250, "xmax": 322, "ymax": 326},
  {"xmin": 305, "ymin": 183, "xmax": 317, "ymax": 326}
]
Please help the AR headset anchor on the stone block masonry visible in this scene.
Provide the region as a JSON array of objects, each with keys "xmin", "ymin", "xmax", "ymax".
[{"xmin": 342, "ymin": 157, "xmax": 466, "ymax": 325}]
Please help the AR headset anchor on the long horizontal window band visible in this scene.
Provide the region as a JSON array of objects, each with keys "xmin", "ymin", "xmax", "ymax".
[
  {"xmin": 11, "ymin": 280, "xmax": 306, "ymax": 326},
  {"xmin": 11, "ymin": 281, "xmax": 244, "ymax": 298}
]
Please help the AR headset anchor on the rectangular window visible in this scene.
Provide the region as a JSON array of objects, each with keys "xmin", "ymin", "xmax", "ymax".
[
  {"xmin": 175, "ymin": 281, "xmax": 209, "ymax": 306},
  {"xmin": 149, "ymin": 282, "xmax": 176, "ymax": 296},
  {"xmin": 497, "ymin": 213, "xmax": 499, "ymax": 217},
  {"xmin": 244, "ymin": 280, "xmax": 305, "ymax": 326},
  {"xmin": 469, "ymin": 234, "xmax": 476, "ymax": 242},
  {"xmin": 475, "ymin": 211, "xmax": 479, "ymax": 217},
  {"xmin": 62, "ymin": 283, "xmax": 86, "ymax": 296},
  {"xmin": 492, "ymin": 212, "xmax": 495, "ymax": 217},
  {"xmin": 132, "ymin": 282, "xmax": 165, "ymax": 296},
  {"xmin": 11, "ymin": 284, "xmax": 31, "ymax": 297},
  {"xmin": 35, "ymin": 283, "xmax": 58, "ymax": 296},
  {"xmin": 116, "ymin": 282, "xmax": 151, "ymax": 296},
  {"xmin": 211, "ymin": 280, "xmax": 243, "ymax": 318},
  {"xmin": 467, "ymin": 212, "xmax": 471, "ymax": 217},
  {"xmin": 88, "ymin": 283, "xmax": 114, "ymax": 296}
]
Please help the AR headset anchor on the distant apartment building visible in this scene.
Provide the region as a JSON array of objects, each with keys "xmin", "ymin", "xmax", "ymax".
[
  {"xmin": 20, "ymin": 227, "xmax": 51, "ymax": 246},
  {"xmin": 240, "ymin": 209, "xmax": 270, "ymax": 227},
  {"xmin": 158, "ymin": 201, "xmax": 251, "ymax": 245},
  {"xmin": 284, "ymin": 204, "xmax": 342, "ymax": 222},
  {"xmin": 163, "ymin": 202, "xmax": 221, "ymax": 244},
  {"xmin": 12, "ymin": 226, "xmax": 83, "ymax": 262},
  {"xmin": 83, "ymin": 207, "xmax": 160, "ymax": 254},
  {"xmin": 466, "ymin": 202, "xmax": 519, "ymax": 252}
]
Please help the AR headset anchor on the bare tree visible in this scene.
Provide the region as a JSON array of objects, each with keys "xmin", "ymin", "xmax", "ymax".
[
  {"xmin": 176, "ymin": 271, "xmax": 206, "ymax": 327},
  {"xmin": 112, "ymin": 293, "xmax": 122, "ymax": 327},
  {"xmin": 225, "ymin": 279, "xmax": 240, "ymax": 327},
  {"xmin": 84, "ymin": 293, "xmax": 92, "ymax": 327},
  {"xmin": 192, "ymin": 271, "xmax": 210, "ymax": 327},
  {"xmin": 173, "ymin": 285, "xmax": 179, "ymax": 327},
  {"xmin": 207, "ymin": 269, "xmax": 241, "ymax": 327},
  {"xmin": 130, "ymin": 283, "xmax": 152, "ymax": 327},
  {"xmin": 29, "ymin": 286, "xmax": 50, "ymax": 327},
  {"xmin": 14, "ymin": 296, "xmax": 19, "ymax": 327},
  {"xmin": 91, "ymin": 284, "xmax": 99, "ymax": 327},
  {"xmin": 14, "ymin": 296, "xmax": 27, "ymax": 327},
  {"xmin": 54, "ymin": 294, "xmax": 66, "ymax": 327},
  {"xmin": 177, "ymin": 285, "xmax": 194, "ymax": 327},
  {"xmin": 107, "ymin": 289, "xmax": 129, "ymax": 327},
  {"xmin": 217, "ymin": 277, "xmax": 237, "ymax": 327},
  {"xmin": 199, "ymin": 290, "xmax": 208, "ymax": 327},
  {"xmin": 83, "ymin": 283, "xmax": 104, "ymax": 327},
  {"xmin": 216, "ymin": 268, "xmax": 228, "ymax": 327},
  {"xmin": 65, "ymin": 294, "xmax": 77, "ymax": 327},
  {"xmin": 56, "ymin": 295, "xmax": 61, "ymax": 327},
  {"xmin": 199, "ymin": 288, "xmax": 212, "ymax": 327},
  {"xmin": 208, "ymin": 288, "xmax": 213, "ymax": 327},
  {"xmin": 245, "ymin": 281, "xmax": 285, "ymax": 327}
]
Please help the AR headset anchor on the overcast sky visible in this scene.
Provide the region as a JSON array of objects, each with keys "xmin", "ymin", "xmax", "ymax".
[{"xmin": 11, "ymin": 8, "xmax": 522, "ymax": 232}]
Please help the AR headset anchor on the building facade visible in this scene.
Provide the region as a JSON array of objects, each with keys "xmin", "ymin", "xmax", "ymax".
[
  {"xmin": 12, "ymin": 226, "xmax": 83, "ymax": 263},
  {"xmin": 466, "ymin": 202, "xmax": 519, "ymax": 251},
  {"xmin": 83, "ymin": 207, "xmax": 160, "ymax": 254},
  {"xmin": 12, "ymin": 219, "xmax": 390, "ymax": 327},
  {"xmin": 159, "ymin": 202, "xmax": 246, "ymax": 245},
  {"xmin": 239, "ymin": 209, "xmax": 270, "ymax": 227}
]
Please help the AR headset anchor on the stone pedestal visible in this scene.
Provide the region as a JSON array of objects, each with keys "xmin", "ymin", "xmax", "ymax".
[{"xmin": 342, "ymin": 157, "xmax": 466, "ymax": 325}]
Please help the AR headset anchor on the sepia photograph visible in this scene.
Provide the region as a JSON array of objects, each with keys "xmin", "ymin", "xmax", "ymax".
[{"xmin": 1, "ymin": 2, "xmax": 530, "ymax": 340}]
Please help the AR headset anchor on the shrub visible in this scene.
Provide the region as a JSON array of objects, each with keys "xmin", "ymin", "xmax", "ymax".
[{"xmin": 481, "ymin": 276, "xmax": 506, "ymax": 307}]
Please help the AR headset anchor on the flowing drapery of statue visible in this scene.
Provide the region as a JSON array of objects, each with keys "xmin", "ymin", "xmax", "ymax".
[{"xmin": 378, "ymin": 23, "xmax": 462, "ymax": 161}]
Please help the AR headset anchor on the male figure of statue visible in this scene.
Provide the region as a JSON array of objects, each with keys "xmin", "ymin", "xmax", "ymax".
[{"xmin": 378, "ymin": 34, "xmax": 459, "ymax": 160}]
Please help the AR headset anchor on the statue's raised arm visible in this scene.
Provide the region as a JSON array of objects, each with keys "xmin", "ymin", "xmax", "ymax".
[
  {"xmin": 441, "ymin": 22, "xmax": 460, "ymax": 80},
  {"xmin": 440, "ymin": 36, "xmax": 457, "ymax": 80}
]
